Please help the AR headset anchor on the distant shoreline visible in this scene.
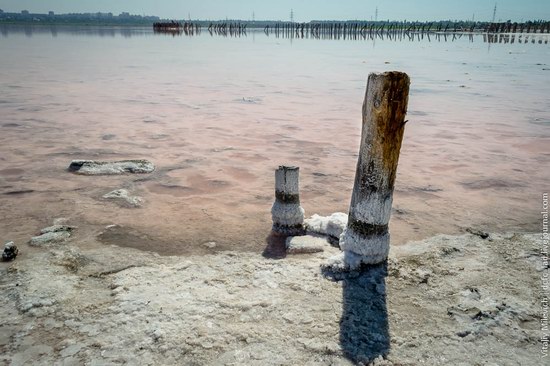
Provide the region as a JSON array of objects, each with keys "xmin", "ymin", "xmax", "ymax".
[{"xmin": 1, "ymin": 12, "xmax": 549, "ymax": 33}]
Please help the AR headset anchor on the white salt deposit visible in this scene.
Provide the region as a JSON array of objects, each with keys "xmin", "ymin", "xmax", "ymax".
[
  {"xmin": 304, "ymin": 212, "xmax": 348, "ymax": 240},
  {"xmin": 285, "ymin": 235, "xmax": 328, "ymax": 254}
]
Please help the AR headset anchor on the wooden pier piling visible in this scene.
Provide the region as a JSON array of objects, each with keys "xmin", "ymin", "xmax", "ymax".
[
  {"xmin": 334, "ymin": 72, "xmax": 410, "ymax": 270},
  {"xmin": 153, "ymin": 19, "xmax": 550, "ymax": 42},
  {"xmin": 271, "ymin": 166, "xmax": 306, "ymax": 236}
]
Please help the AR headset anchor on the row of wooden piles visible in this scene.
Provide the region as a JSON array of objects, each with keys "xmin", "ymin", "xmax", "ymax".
[
  {"xmin": 263, "ymin": 21, "xmax": 550, "ymax": 39},
  {"xmin": 153, "ymin": 22, "xmax": 200, "ymax": 35},
  {"xmin": 266, "ymin": 27, "xmax": 549, "ymax": 44},
  {"xmin": 208, "ymin": 23, "xmax": 247, "ymax": 36},
  {"xmin": 152, "ymin": 21, "xmax": 550, "ymax": 41}
]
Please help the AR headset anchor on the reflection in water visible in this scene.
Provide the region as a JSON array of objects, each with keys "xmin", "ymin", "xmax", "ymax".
[
  {"xmin": 0, "ymin": 24, "xmax": 151, "ymax": 37},
  {"xmin": 2, "ymin": 24, "xmax": 549, "ymax": 44},
  {"xmin": 153, "ymin": 22, "xmax": 202, "ymax": 37},
  {"xmin": 154, "ymin": 28, "xmax": 183, "ymax": 36}
]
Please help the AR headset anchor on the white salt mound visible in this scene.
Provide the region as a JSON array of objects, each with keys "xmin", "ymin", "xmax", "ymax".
[
  {"xmin": 305, "ymin": 212, "xmax": 348, "ymax": 239},
  {"xmin": 286, "ymin": 235, "xmax": 328, "ymax": 254}
]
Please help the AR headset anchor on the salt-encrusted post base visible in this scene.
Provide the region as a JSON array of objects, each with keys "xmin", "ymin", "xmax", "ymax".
[
  {"xmin": 327, "ymin": 71, "xmax": 409, "ymax": 270},
  {"xmin": 271, "ymin": 166, "xmax": 305, "ymax": 236},
  {"xmin": 321, "ymin": 251, "xmax": 366, "ymax": 273}
]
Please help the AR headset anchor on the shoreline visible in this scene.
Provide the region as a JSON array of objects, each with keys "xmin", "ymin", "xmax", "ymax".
[{"xmin": 0, "ymin": 229, "xmax": 544, "ymax": 365}]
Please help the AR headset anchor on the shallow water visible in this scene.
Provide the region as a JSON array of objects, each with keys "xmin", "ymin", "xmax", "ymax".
[{"xmin": 1, "ymin": 26, "xmax": 549, "ymax": 255}]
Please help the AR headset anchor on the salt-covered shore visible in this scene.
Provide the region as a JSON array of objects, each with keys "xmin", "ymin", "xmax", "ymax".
[{"xmin": 0, "ymin": 228, "xmax": 544, "ymax": 365}]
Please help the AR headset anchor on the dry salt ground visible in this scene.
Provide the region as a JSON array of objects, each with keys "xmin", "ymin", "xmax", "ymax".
[{"xmin": 0, "ymin": 227, "xmax": 545, "ymax": 365}]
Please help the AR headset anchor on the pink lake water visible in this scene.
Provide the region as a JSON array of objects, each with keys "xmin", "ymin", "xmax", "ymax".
[{"xmin": 1, "ymin": 26, "xmax": 549, "ymax": 255}]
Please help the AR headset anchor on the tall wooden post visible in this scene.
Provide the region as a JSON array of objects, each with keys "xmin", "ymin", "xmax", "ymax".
[
  {"xmin": 271, "ymin": 166, "xmax": 305, "ymax": 236},
  {"xmin": 330, "ymin": 72, "xmax": 410, "ymax": 271}
]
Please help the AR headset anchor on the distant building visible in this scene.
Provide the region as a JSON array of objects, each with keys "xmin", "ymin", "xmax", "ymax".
[
  {"xmin": 48, "ymin": 11, "xmax": 54, "ymax": 16},
  {"xmin": 0, "ymin": 9, "xmax": 4, "ymax": 14},
  {"xmin": 119, "ymin": 12, "xmax": 130, "ymax": 18},
  {"xmin": 21, "ymin": 10, "xmax": 29, "ymax": 15}
]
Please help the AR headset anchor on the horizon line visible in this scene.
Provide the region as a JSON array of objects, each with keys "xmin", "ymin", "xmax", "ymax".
[{"xmin": 1, "ymin": 10, "xmax": 549, "ymax": 23}]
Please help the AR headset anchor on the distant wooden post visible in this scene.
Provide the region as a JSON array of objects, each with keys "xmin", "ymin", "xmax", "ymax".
[
  {"xmin": 334, "ymin": 72, "xmax": 410, "ymax": 270},
  {"xmin": 271, "ymin": 166, "xmax": 305, "ymax": 236}
]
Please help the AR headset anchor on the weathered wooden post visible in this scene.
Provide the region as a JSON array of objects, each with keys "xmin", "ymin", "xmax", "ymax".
[
  {"xmin": 271, "ymin": 166, "xmax": 305, "ymax": 236},
  {"xmin": 326, "ymin": 72, "xmax": 410, "ymax": 271}
]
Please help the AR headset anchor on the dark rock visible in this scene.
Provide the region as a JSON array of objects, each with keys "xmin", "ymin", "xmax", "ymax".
[
  {"xmin": 457, "ymin": 330, "xmax": 471, "ymax": 338},
  {"xmin": 3, "ymin": 190, "xmax": 35, "ymax": 196},
  {"xmin": 466, "ymin": 228, "xmax": 489, "ymax": 239},
  {"xmin": 2, "ymin": 241, "xmax": 18, "ymax": 261}
]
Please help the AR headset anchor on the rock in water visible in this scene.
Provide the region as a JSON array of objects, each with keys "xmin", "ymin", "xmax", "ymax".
[
  {"xmin": 2, "ymin": 241, "xmax": 18, "ymax": 261},
  {"xmin": 102, "ymin": 189, "xmax": 143, "ymax": 208},
  {"xmin": 68, "ymin": 160, "xmax": 155, "ymax": 175},
  {"xmin": 30, "ymin": 232, "xmax": 71, "ymax": 246},
  {"xmin": 40, "ymin": 225, "xmax": 74, "ymax": 235},
  {"xmin": 30, "ymin": 224, "xmax": 74, "ymax": 246}
]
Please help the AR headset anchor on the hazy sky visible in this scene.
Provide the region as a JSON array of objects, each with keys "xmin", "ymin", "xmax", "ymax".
[{"xmin": 1, "ymin": 0, "xmax": 549, "ymax": 22}]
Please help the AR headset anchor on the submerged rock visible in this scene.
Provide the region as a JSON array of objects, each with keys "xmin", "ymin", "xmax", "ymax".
[
  {"xmin": 2, "ymin": 241, "xmax": 18, "ymax": 261},
  {"xmin": 40, "ymin": 225, "xmax": 74, "ymax": 235},
  {"xmin": 30, "ymin": 224, "xmax": 73, "ymax": 246},
  {"xmin": 30, "ymin": 231, "xmax": 71, "ymax": 246},
  {"xmin": 103, "ymin": 189, "xmax": 143, "ymax": 208},
  {"xmin": 68, "ymin": 160, "xmax": 155, "ymax": 175}
]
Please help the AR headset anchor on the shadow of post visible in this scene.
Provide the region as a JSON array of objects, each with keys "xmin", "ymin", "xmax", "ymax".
[
  {"xmin": 324, "ymin": 263, "xmax": 389, "ymax": 364},
  {"xmin": 262, "ymin": 231, "xmax": 288, "ymax": 259}
]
